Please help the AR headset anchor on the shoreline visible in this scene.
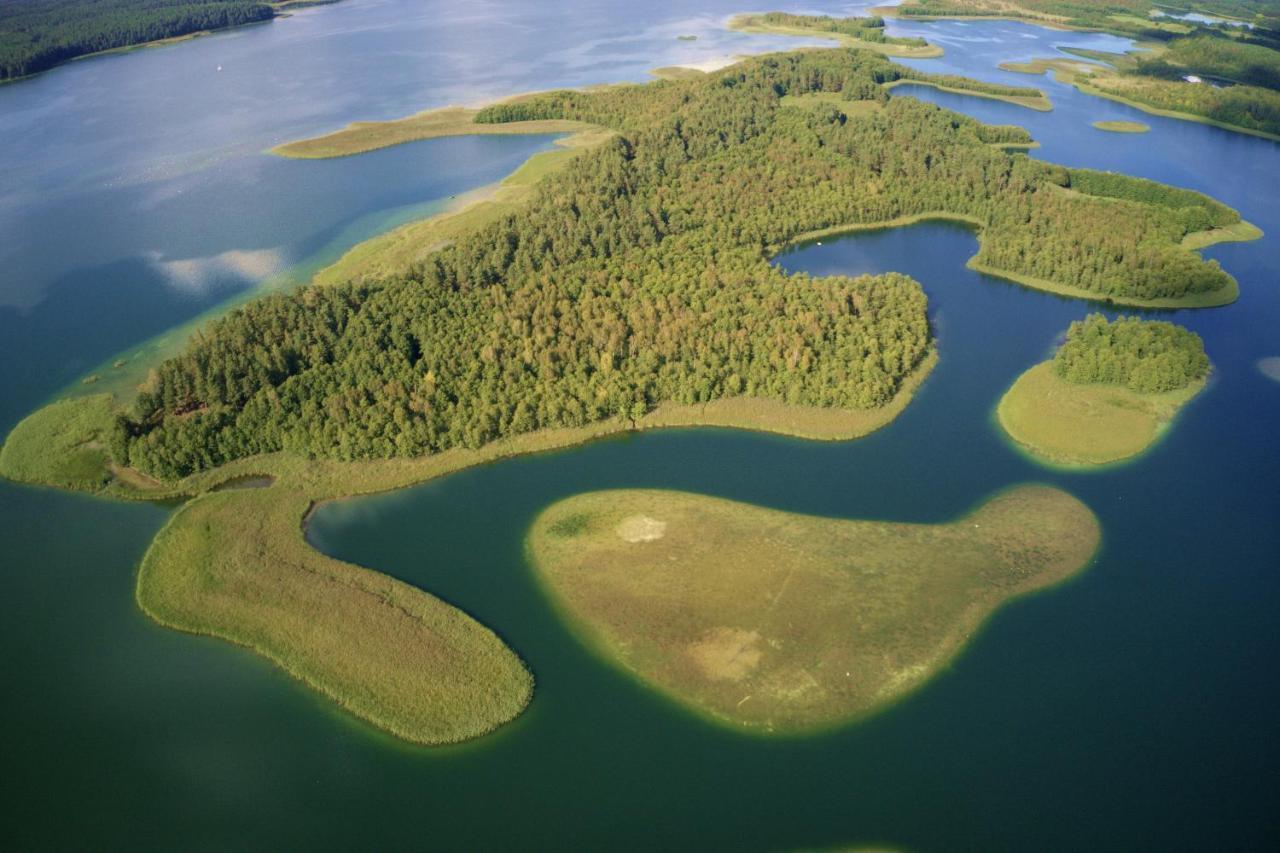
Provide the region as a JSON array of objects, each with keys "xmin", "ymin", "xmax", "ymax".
[
  {"xmin": 995, "ymin": 361, "xmax": 1208, "ymax": 467},
  {"xmin": 527, "ymin": 483, "xmax": 1100, "ymax": 736},
  {"xmin": 727, "ymin": 13, "xmax": 945, "ymax": 59},
  {"xmin": 1001, "ymin": 58, "xmax": 1280, "ymax": 144},
  {"xmin": 2, "ymin": 2, "xmax": 344, "ymax": 86}
]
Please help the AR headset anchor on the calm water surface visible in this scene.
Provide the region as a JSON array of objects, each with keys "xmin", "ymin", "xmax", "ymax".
[{"xmin": 2, "ymin": 2, "xmax": 1278, "ymax": 850}]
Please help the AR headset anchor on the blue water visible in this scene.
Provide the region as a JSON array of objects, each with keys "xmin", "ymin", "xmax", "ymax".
[{"xmin": 2, "ymin": 2, "xmax": 1279, "ymax": 850}]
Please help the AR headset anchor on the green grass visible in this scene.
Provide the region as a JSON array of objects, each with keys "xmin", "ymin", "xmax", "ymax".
[
  {"xmin": 997, "ymin": 361, "xmax": 1206, "ymax": 466},
  {"xmin": 526, "ymin": 485, "xmax": 1100, "ymax": 733},
  {"xmin": 269, "ymin": 105, "xmax": 601, "ymax": 159},
  {"xmin": 1093, "ymin": 119, "xmax": 1150, "ymax": 132},
  {"xmin": 0, "ymin": 394, "xmax": 116, "ymax": 491}
]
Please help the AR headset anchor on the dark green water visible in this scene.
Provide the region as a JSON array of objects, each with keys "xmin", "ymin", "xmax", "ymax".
[{"xmin": 3, "ymin": 3, "xmax": 1279, "ymax": 850}]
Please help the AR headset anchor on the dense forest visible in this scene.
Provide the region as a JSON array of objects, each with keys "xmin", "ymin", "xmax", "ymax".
[
  {"xmin": 112, "ymin": 48, "xmax": 1240, "ymax": 479},
  {"xmin": 1136, "ymin": 34, "xmax": 1280, "ymax": 89},
  {"xmin": 1087, "ymin": 70, "xmax": 1280, "ymax": 136},
  {"xmin": 1053, "ymin": 314, "xmax": 1209, "ymax": 393},
  {"xmin": 0, "ymin": 0, "xmax": 276, "ymax": 80}
]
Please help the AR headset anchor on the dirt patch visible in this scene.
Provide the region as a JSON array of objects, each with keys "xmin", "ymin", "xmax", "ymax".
[
  {"xmin": 687, "ymin": 628, "xmax": 762, "ymax": 682},
  {"xmin": 615, "ymin": 514, "xmax": 667, "ymax": 542}
]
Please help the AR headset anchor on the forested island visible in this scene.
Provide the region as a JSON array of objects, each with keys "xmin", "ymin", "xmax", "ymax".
[
  {"xmin": 998, "ymin": 314, "xmax": 1210, "ymax": 466},
  {"xmin": 528, "ymin": 485, "xmax": 1100, "ymax": 732},
  {"xmin": 0, "ymin": 36, "xmax": 1256, "ymax": 744},
  {"xmin": 0, "ymin": 0, "xmax": 334, "ymax": 80}
]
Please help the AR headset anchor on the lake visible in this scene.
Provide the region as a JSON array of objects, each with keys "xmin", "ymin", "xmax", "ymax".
[{"xmin": 2, "ymin": 2, "xmax": 1278, "ymax": 850}]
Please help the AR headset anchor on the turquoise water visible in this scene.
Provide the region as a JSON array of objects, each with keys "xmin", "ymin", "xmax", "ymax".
[{"xmin": 2, "ymin": 2, "xmax": 1279, "ymax": 850}]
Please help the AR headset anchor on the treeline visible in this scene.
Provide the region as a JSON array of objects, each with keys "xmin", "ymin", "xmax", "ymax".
[
  {"xmin": 754, "ymin": 12, "xmax": 929, "ymax": 47},
  {"xmin": 1088, "ymin": 72, "xmax": 1280, "ymax": 136},
  {"xmin": 115, "ymin": 48, "xmax": 1239, "ymax": 479},
  {"xmin": 0, "ymin": 0, "xmax": 274, "ymax": 80},
  {"xmin": 1136, "ymin": 34, "xmax": 1280, "ymax": 89},
  {"xmin": 1053, "ymin": 314, "xmax": 1209, "ymax": 393}
]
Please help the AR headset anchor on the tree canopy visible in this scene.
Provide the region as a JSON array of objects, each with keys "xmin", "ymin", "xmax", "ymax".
[
  {"xmin": 1053, "ymin": 314, "xmax": 1209, "ymax": 393},
  {"xmin": 113, "ymin": 48, "xmax": 1242, "ymax": 479}
]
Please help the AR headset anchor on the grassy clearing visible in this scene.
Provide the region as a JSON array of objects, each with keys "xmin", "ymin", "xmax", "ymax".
[
  {"xmin": 728, "ymin": 14, "xmax": 944, "ymax": 58},
  {"xmin": 270, "ymin": 106, "xmax": 600, "ymax": 159},
  {"xmin": 527, "ymin": 484, "xmax": 1099, "ymax": 733},
  {"xmin": 997, "ymin": 361, "xmax": 1205, "ymax": 466},
  {"xmin": 1, "ymin": 350, "xmax": 935, "ymax": 744},
  {"xmin": 1093, "ymin": 119, "xmax": 1150, "ymax": 133},
  {"xmin": 883, "ymin": 78, "xmax": 1052, "ymax": 111}
]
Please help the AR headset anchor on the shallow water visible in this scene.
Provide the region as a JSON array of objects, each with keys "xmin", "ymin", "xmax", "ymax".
[{"xmin": 2, "ymin": 2, "xmax": 1279, "ymax": 850}]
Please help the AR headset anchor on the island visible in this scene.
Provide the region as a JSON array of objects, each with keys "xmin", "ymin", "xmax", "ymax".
[
  {"xmin": 729, "ymin": 12, "xmax": 943, "ymax": 58},
  {"xmin": 526, "ymin": 485, "xmax": 1100, "ymax": 732},
  {"xmin": 0, "ymin": 33, "xmax": 1257, "ymax": 744},
  {"xmin": 1093, "ymin": 119, "xmax": 1151, "ymax": 132},
  {"xmin": 998, "ymin": 314, "xmax": 1210, "ymax": 466}
]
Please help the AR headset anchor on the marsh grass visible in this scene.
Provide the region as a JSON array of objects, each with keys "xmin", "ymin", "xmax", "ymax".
[
  {"xmin": 996, "ymin": 361, "xmax": 1205, "ymax": 467},
  {"xmin": 1093, "ymin": 119, "xmax": 1150, "ymax": 133},
  {"xmin": 269, "ymin": 105, "xmax": 600, "ymax": 159},
  {"xmin": 526, "ymin": 485, "xmax": 1100, "ymax": 733}
]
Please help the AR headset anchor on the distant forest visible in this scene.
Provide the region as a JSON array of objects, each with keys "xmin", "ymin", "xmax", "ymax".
[
  {"xmin": 110, "ymin": 49, "xmax": 1243, "ymax": 478},
  {"xmin": 0, "ymin": 0, "xmax": 277, "ymax": 80}
]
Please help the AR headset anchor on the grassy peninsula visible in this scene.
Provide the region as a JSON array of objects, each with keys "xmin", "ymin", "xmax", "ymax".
[
  {"xmin": 998, "ymin": 315, "xmax": 1210, "ymax": 466},
  {"xmin": 269, "ymin": 105, "xmax": 603, "ymax": 159},
  {"xmin": 3, "ymin": 39, "xmax": 1254, "ymax": 743},
  {"xmin": 527, "ymin": 485, "xmax": 1100, "ymax": 733}
]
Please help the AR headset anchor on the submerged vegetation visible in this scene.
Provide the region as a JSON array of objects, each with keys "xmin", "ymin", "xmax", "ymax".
[
  {"xmin": 998, "ymin": 315, "xmax": 1209, "ymax": 465},
  {"xmin": 527, "ymin": 486, "xmax": 1100, "ymax": 732}
]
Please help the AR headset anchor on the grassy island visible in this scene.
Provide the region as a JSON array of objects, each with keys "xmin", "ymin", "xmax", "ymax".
[
  {"xmin": 998, "ymin": 315, "xmax": 1210, "ymax": 466},
  {"xmin": 3, "ymin": 38, "xmax": 1253, "ymax": 743},
  {"xmin": 527, "ymin": 485, "xmax": 1100, "ymax": 733},
  {"xmin": 729, "ymin": 12, "xmax": 943, "ymax": 58},
  {"xmin": 1093, "ymin": 119, "xmax": 1150, "ymax": 132}
]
